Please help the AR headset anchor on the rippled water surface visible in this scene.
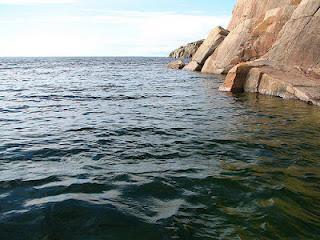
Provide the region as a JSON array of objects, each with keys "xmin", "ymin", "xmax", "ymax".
[{"xmin": 0, "ymin": 57, "xmax": 319, "ymax": 240}]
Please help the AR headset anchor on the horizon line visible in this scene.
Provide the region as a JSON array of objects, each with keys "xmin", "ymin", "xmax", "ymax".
[{"xmin": 0, "ymin": 55, "xmax": 171, "ymax": 58}]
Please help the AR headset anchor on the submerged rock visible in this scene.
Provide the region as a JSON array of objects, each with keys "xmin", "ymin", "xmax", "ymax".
[
  {"xmin": 184, "ymin": 26, "xmax": 229, "ymax": 72},
  {"xmin": 220, "ymin": 62, "xmax": 320, "ymax": 106},
  {"xmin": 167, "ymin": 60, "xmax": 185, "ymax": 70},
  {"xmin": 169, "ymin": 40, "xmax": 204, "ymax": 59}
]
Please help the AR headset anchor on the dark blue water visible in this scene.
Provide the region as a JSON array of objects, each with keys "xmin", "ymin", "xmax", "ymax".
[{"xmin": 0, "ymin": 57, "xmax": 319, "ymax": 240}]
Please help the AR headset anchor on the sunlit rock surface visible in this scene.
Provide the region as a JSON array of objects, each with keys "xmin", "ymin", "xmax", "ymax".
[
  {"xmin": 219, "ymin": 0, "xmax": 320, "ymax": 106},
  {"xmin": 184, "ymin": 26, "xmax": 229, "ymax": 72},
  {"xmin": 202, "ymin": 0, "xmax": 301, "ymax": 74}
]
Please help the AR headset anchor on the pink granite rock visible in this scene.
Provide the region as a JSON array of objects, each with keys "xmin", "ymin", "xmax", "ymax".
[{"xmin": 184, "ymin": 26, "xmax": 229, "ymax": 72}]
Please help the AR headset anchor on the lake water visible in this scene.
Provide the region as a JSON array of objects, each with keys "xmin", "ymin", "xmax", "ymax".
[{"xmin": 0, "ymin": 57, "xmax": 319, "ymax": 240}]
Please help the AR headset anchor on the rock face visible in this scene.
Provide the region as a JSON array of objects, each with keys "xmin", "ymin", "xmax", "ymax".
[
  {"xmin": 169, "ymin": 40, "xmax": 204, "ymax": 59},
  {"xmin": 202, "ymin": 0, "xmax": 301, "ymax": 74},
  {"xmin": 219, "ymin": 0, "xmax": 320, "ymax": 106},
  {"xmin": 167, "ymin": 60, "xmax": 185, "ymax": 70},
  {"xmin": 264, "ymin": 0, "xmax": 320, "ymax": 72},
  {"xmin": 184, "ymin": 26, "xmax": 229, "ymax": 71},
  {"xmin": 202, "ymin": 19, "xmax": 255, "ymax": 74}
]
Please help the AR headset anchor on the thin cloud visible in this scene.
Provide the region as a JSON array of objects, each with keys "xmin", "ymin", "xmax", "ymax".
[
  {"xmin": 0, "ymin": 10, "xmax": 231, "ymax": 56},
  {"xmin": 0, "ymin": 10, "xmax": 230, "ymax": 26}
]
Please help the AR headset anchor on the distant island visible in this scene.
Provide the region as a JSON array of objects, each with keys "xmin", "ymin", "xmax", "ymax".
[{"xmin": 169, "ymin": 0, "xmax": 320, "ymax": 106}]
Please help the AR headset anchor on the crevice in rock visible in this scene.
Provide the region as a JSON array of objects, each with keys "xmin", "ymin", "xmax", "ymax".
[{"xmin": 255, "ymin": 71, "xmax": 264, "ymax": 92}]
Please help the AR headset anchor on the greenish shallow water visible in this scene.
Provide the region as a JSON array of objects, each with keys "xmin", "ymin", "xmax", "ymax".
[{"xmin": 0, "ymin": 57, "xmax": 319, "ymax": 240}]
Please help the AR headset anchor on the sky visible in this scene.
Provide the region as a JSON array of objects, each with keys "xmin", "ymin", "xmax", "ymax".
[{"xmin": 0, "ymin": 0, "xmax": 236, "ymax": 57}]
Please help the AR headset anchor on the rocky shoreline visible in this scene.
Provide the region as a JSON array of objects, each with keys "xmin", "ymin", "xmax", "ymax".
[{"xmin": 168, "ymin": 0, "xmax": 320, "ymax": 106}]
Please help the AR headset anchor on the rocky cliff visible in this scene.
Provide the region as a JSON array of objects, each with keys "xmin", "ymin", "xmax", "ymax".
[
  {"xmin": 219, "ymin": 0, "xmax": 320, "ymax": 106},
  {"xmin": 169, "ymin": 0, "xmax": 320, "ymax": 106},
  {"xmin": 169, "ymin": 40, "xmax": 204, "ymax": 59},
  {"xmin": 202, "ymin": 0, "xmax": 302, "ymax": 74}
]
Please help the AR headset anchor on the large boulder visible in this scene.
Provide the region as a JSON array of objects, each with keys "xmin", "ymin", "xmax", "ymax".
[
  {"xmin": 184, "ymin": 26, "xmax": 229, "ymax": 72},
  {"xmin": 218, "ymin": 62, "xmax": 255, "ymax": 93},
  {"xmin": 220, "ymin": 62, "xmax": 320, "ymax": 106},
  {"xmin": 169, "ymin": 40, "xmax": 204, "ymax": 59},
  {"xmin": 202, "ymin": 19, "xmax": 254, "ymax": 74},
  {"xmin": 167, "ymin": 60, "xmax": 185, "ymax": 70}
]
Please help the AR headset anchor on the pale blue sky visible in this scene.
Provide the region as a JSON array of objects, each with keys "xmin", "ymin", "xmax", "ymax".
[{"xmin": 0, "ymin": 0, "xmax": 236, "ymax": 56}]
